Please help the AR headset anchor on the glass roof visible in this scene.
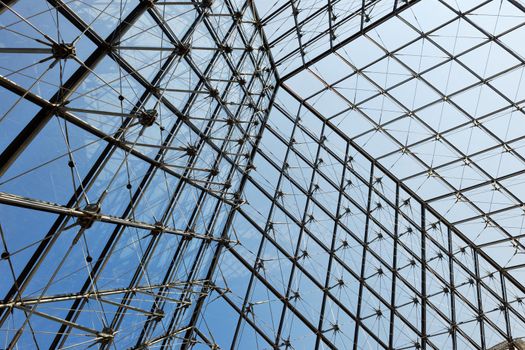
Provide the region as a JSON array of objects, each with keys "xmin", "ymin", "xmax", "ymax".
[
  {"xmin": 279, "ymin": 0, "xmax": 525, "ymax": 281},
  {"xmin": 2, "ymin": 0, "xmax": 525, "ymax": 349},
  {"xmin": 253, "ymin": 0, "xmax": 411, "ymax": 76},
  {"xmin": 0, "ymin": 0, "xmax": 275, "ymax": 348}
]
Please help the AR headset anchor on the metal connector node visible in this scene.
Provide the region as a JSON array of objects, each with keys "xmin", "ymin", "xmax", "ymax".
[
  {"xmin": 138, "ymin": 109, "xmax": 158, "ymax": 127},
  {"xmin": 77, "ymin": 203, "xmax": 101, "ymax": 229},
  {"xmin": 52, "ymin": 43, "xmax": 76, "ymax": 60}
]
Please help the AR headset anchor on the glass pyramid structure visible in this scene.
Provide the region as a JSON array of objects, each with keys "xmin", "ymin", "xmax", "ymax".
[{"xmin": 1, "ymin": 0, "xmax": 525, "ymax": 349}]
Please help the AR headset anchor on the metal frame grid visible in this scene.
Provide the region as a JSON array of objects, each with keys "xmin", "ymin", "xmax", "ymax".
[
  {"xmin": 0, "ymin": 0, "xmax": 275, "ymax": 348},
  {"xmin": 195, "ymin": 0, "xmax": 525, "ymax": 349},
  {"xmin": 253, "ymin": 0, "xmax": 417, "ymax": 76},
  {"xmin": 1, "ymin": 0, "xmax": 525, "ymax": 349}
]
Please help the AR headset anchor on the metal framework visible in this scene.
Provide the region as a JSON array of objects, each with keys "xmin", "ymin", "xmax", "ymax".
[{"xmin": 1, "ymin": 0, "xmax": 525, "ymax": 349}]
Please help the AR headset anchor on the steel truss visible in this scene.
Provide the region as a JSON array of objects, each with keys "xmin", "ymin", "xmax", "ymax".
[{"xmin": 1, "ymin": 0, "xmax": 525, "ymax": 350}]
